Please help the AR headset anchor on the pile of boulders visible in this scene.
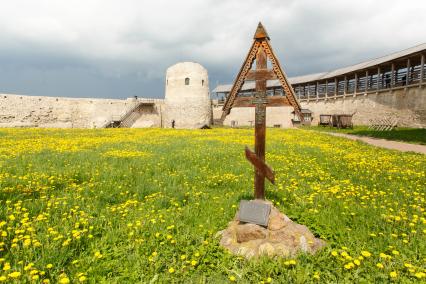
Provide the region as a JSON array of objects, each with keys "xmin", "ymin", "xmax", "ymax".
[{"xmin": 218, "ymin": 201, "xmax": 326, "ymax": 259}]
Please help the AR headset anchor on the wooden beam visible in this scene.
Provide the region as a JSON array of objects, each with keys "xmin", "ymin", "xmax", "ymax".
[
  {"xmin": 334, "ymin": 78, "xmax": 337, "ymax": 96},
  {"xmin": 377, "ymin": 67, "xmax": 381, "ymax": 91},
  {"xmin": 325, "ymin": 80, "xmax": 328, "ymax": 98},
  {"xmin": 354, "ymin": 73, "xmax": 358, "ymax": 94},
  {"xmin": 421, "ymin": 54, "xmax": 425, "ymax": 85},
  {"xmin": 316, "ymin": 81, "xmax": 319, "ymax": 99},
  {"xmin": 391, "ymin": 63, "xmax": 395, "ymax": 88},
  {"xmin": 245, "ymin": 147, "xmax": 275, "ymax": 184},
  {"xmin": 246, "ymin": 69, "xmax": 277, "ymax": 81},
  {"xmin": 307, "ymin": 84, "xmax": 310, "ymax": 99},
  {"xmin": 221, "ymin": 40, "xmax": 260, "ymax": 121},
  {"xmin": 365, "ymin": 70, "xmax": 369, "ymax": 92},
  {"xmin": 406, "ymin": 58, "xmax": 411, "ymax": 86},
  {"xmin": 254, "ymin": 45, "xmax": 267, "ymax": 200},
  {"xmin": 343, "ymin": 76, "xmax": 347, "ymax": 97},
  {"xmin": 233, "ymin": 96, "xmax": 289, "ymax": 107}
]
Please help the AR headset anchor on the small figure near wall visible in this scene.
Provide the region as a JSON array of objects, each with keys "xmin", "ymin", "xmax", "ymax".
[{"xmin": 171, "ymin": 120, "xmax": 175, "ymax": 128}]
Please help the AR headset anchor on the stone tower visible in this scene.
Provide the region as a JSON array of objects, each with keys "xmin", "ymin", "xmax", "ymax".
[{"xmin": 164, "ymin": 62, "xmax": 211, "ymax": 129}]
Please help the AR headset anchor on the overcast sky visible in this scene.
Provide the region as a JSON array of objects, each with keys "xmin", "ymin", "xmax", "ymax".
[{"xmin": 0, "ymin": 0, "xmax": 425, "ymax": 99}]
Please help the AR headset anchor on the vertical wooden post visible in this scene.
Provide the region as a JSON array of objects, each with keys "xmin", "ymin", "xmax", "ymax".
[
  {"xmin": 421, "ymin": 54, "xmax": 425, "ymax": 86},
  {"xmin": 334, "ymin": 78, "xmax": 338, "ymax": 97},
  {"xmin": 254, "ymin": 46, "xmax": 267, "ymax": 200},
  {"xmin": 343, "ymin": 76, "xmax": 347, "ymax": 97},
  {"xmin": 325, "ymin": 80, "xmax": 328, "ymax": 98},
  {"xmin": 377, "ymin": 67, "xmax": 381, "ymax": 91},
  {"xmin": 307, "ymin": 84, "xmax": 310, "ymax": 99},
  {"xmin": 391, "ymin": 63, "xmax": 395, "ymax": 88},
  {"xmin": 406, "ymin": 58, "xmax": 411, "ymax": 86},
  {"xmin": 365, "ymin": 70, "xmax": 369, "ymax": 93},
  {"xmin": 316, "ymin": 81, "xmax": 319, "ymax": 99},
  {"xmin": 354, "ymin": 73, "xmax": 358, "ymax": 94}
]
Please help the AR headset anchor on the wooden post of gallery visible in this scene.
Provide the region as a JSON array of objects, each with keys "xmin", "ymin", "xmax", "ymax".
[{"xmin": 420, "ymin": 54, "xmax": 425, "ymax": 87}]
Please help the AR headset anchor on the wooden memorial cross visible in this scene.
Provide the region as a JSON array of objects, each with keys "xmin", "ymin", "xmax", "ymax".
[{"xmin": 222, "ymin": 23, "xmax": 303, "ymax": 200}]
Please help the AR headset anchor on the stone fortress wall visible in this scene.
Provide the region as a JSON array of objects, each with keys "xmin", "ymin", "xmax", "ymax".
[
  {"xmin": 1, "ymin": 86, "xmax": 424, "ymax": 129},
  {"xmin": 0, "ymin": 61, "xmax": 212, "ymax": 129},
  {"xmin": 1, "ymin": 59, "xmax": 424, "ymax": 129},
  {"xmin": 300, "ymin": 87, "xmax": 425, "ymax": 128},
  {"xmin": 0, "ymin": 93, "xmax": 164, "ymax": 128},
  {"xmin": 211, "ymin": 86, "xmax": 426, "ymax": 128}
]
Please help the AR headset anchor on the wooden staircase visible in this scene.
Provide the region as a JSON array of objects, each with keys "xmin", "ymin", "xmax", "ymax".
[{"xmin": 103, "ymin": 100, "xmax": 150, "ymax": 128}]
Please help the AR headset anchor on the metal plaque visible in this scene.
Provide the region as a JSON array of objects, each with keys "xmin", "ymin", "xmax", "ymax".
[{"xmin": 238, "ymin": 200, "xmax": 271, "ymax": 227}]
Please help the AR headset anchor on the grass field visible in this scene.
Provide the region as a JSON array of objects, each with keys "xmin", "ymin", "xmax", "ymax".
[
  {"xmin": 306, "ymin": 126, "xmax": 426, "ymax": 145},
  {"xmin": 0, "ymin": 128, "xmax": 425, "ymax": 283}
]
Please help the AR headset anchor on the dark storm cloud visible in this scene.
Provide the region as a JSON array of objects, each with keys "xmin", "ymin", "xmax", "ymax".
[{"xmin": 0, "ymin": 0, "xmax": 424, "ymax": 98}]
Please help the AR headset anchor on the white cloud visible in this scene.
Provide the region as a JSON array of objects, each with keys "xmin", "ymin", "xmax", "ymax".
[{"xmin": 0, "ymin": 0, "xmax": 425, "ymax": 97}]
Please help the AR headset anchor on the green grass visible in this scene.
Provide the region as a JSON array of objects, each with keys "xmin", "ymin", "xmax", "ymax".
[
  {"xmin": 305, "ymin": 126, "xmax": 426, "ymax": 145},
  {"xmin": 0, "ymin": 128, "xmax": 425, "ymax": 283}
]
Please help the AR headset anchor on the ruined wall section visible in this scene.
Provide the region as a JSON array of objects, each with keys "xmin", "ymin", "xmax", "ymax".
[
  {"xmin": 301, "ymin": 87, "xmax": 426, "ymax": 128},
  {"xmin": 0, "ymin": 94, "xmax": 164, "ymax": 128}
]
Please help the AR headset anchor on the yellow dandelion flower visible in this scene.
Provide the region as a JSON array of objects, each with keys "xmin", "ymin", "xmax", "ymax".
[
  {"xmin": 344, "ymin": 262, "xmax": 354, "ymax": 270},
  {"xmin": 8, "ymin": 271, "xmax": 21, "ymax": 278},
  {"xmin": 59, "ymin": 277, "xmax": 70, "ymax": 284},
  {"xmin": 168, "ymin": 267, "xmax": 175, "ymax": 273},
  {"xmin": 389, "ymin": 271, "xmax": 397, "ymax": 278},
  {"xmin": 361, "ymin": 251, "xmax": 371, "ymax": 257}
]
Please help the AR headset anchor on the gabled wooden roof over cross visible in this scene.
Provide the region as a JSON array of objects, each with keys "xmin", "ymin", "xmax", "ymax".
[{"xmin": 220, "ymin": 23, "xmax": 302, "ymax": 122}]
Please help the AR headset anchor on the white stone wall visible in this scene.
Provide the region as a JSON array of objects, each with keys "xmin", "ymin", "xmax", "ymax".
[
  {"xmin": 214, "ymin": 87, "xmax": 425, "ymax": 128},
  {"xmin": 0, "ymin": 94, "xmax": 164, "ymax": 128},
  {"xmin": 132, "ymin": 103, "xmax": 164, "ymax": 128},
  {"xmin": 222, "ymin": 106, "xmax": 294, "ymax": 128},
  {"xmin": 301, "ymin": 87, "xmax": 426, "ymax": 128},
  {"xmin": 164, "ymin": 62, "xmax": 212, "ymax": 129}
]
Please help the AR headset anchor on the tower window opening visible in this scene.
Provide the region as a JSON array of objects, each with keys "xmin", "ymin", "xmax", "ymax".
[
  {"xmin": 185, "ymin": 78, "xmax": 190, "ymax": 85},
  {"xmin": 202, "ymin": 79, "xmax": 204, "ymax": 86}
]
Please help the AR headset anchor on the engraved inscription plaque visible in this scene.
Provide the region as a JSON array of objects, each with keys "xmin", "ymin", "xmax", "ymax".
[{"xmin": 238, "ymin": 200, "xmax": 271, "ymax": 227}]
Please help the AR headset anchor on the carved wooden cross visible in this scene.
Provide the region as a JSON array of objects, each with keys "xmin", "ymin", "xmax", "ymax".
[
  {"xmin": 246, "ymin": 41, "xmax": 275, "ymax": 200},
  {"xmin": 221, "ymin": 22, "xmax": 303, "ymax": 200}
]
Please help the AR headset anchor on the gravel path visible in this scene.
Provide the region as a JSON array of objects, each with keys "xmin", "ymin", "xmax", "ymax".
[{"xmin": 325, "ymin": 132, "xmax": 426, "ymax": 155}]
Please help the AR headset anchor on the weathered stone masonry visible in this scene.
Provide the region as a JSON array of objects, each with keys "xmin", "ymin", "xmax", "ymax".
[
  {"xmin": 0, "ymin": 94, "xmax": 164, "ymax": 128},
  {"xmin": 300, "ymin": 87, "xmax": 426, "ymax": 128}
]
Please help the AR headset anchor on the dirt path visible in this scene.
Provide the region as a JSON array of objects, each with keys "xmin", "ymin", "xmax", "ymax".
[{"xmin": 324, "ymin": 132, "xmax": 426, "ymax": 155}]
